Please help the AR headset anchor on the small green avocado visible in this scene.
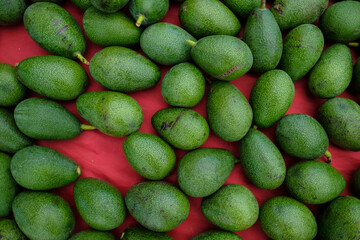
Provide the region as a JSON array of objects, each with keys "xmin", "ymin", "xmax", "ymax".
[
  {"xmin": 0, "ymin": 219, "xmax": 27, "ymax": 240},
  {"xmin": 121, "ymin": 226, "xmax": 173, "ymax": 240},
  {"xmin": 191, "ymin": 231, "xmax": 243, "ymax": 240},
  {"xmin": 72, "ymin": 0, "xmax": 92, "ymax": 11},
  {"xmin": 0, "ymin": 63, "xmax": 26, "ymax": 107},
  {"xmin": 222, "ymin": 0, "xmax": 261, "ymax": 22},
  {"xmin": 0, "ymin": 0, "xmax": 26, "ymax": 25},
  {"xmin": 69, "ymin": 229, "xmax": 115, "ymax": 240},
  {"xmin": 352, "ymin": 167, "xmax": 360, "ymax": 197},
  {"xmin": 129, "ymin": 0, "xmax": 169, "ymax": 27},
  {"xmin": 91, "ymin": 0, "xmax": 129, "ymax": 13}
]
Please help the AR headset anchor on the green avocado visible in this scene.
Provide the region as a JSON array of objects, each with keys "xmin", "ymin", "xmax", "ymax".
[
  {"xmin": 69, "ymin": 229, "xmax": 115, "ymax": 240},
  {"xmin": 129, "ymin": 0, "xmax": 169, "ymax": 27},
  {"xmin": 0, "ymin": 63, "xmax": 26, "ymax": 107},
  {"xmin": 121, "ymin": 226, "xmax": 173, "ymax": 240},
  {"xmin": 91, "ymin": 0, "xmax": 129, "ymax": 13},
  {"xmin": 89, "ymin": 46, "xmax": 160, "ymax": 92},
  {"xmin": 177, "ymin": 148, "xmax": 235, "ymax": 197},
  {"xmin": 222, "ymin": 0, "xmax": 261, "ymax": 22},
  {"xmin": 125, "ymin": 181, "xmax": 190, "ymax": 232},
  {"xmin": 13, "ymin": 191, "xmax": 75, "ymax": 240},
  {"xmin": 0, "ymin": 219, "xmax": 27, "ymax": 240},
  {"xmin": 352, "ymin": 167, "xmax": 360, "ymax": 197},
  {"xmin": 259, "ymin": 196, "xmax": 318, "ymax": 240},
  {"xmin": 317, "ymin": 97, "xmax": 360, "ymax": 151},
  {"xmin": 207, "ymin": 81, "xmax": 253, "ymax": 142},
  {"xmin": 31, "ymin": 0, "xmax": 64, "ymax": 3},
  {"xmin": 278, "ymin": 24, "xmax": 324, "ymax": 82},
  {"xmin": 349, "ymin": 57, "xmax": 360, "ymax": 94},
  {"xmin": 191, "ymin": 231, "xmax": 243, "ymax": 240},
  {"xmin": 0, "ymin": 0, "xmax": 26, "ymax": 25},
  {"xmin": 16, "ymin": 55, "xmax": 88, "ymax": 100},
  {"xmin": 11, "ymin": 145, "xmax": 81, "ymax": 190},
  {"xmin": 72, "ymin": 0, "xmax": 92, "ymax": 11},
  {"xmin": 73, "ymin": 178, "xmax": 126, "ymax": 231}
]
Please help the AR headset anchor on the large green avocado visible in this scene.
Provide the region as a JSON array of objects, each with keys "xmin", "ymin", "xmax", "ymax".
[
  {"xmin": 191, "ymin": 231, "xmax": 243, "ymax": 240},
  {"xmin": 121, "ymin": 226, "xmax": 173, "ymax": 240},
  {"xmin": 69, "ymin": 229, "xmax": 115, "ymax": 240}
]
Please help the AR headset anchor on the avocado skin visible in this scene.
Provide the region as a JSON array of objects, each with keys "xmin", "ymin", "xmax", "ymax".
[
  {"xmin": 0, "ymin": 0, "xmax": 26, "ymax": 25},
  {"xmin": 0, "ymin": 63, "xmax": 26, "ymax": 107},
  {"xmin": 14, "ymin": 98, "xmax": 82, "ymax": 140},
  {"xmin": 89, "ymin": 46, "xmax": 160, "ymax": 92},
  {"xmin": 238, "ymin": 129, "xmax": 286, "ymax": 190},
  {"xmin": 91, "ymin": 0, "xmax": 129, "ymax": 13},
  {"xmin": 129, "ymin": 0, "xmax": 169, "ymax": 26},
  {"xmin": 352, "ymin": 168, "xmax": 360, "ymax": 197},
  {"xmin": 349, "ymin": 57, "xmax": 360, "ymax": 94},
  {"xmin": 250, "ymin": 69, "xmax": 294, "ymax": 128},
  {"xmin": 285, "ymin": 160, "xmax": 346, "ymax": 204},
  {"xmin": 207, "ymin": 81, "xmax": 253, "ymax": 142},
  {"xmin": 161, "ymin": 62, "xmax": 205, "ymax": 107},
  {"xmin": 123, "ymin": 132, "xmax": 176, "ymax": 180},
  {"xmin": 177, "ymin": 148, "xmax": 235, "ymax": 197},
  {"xmin": 72, "ymin": 0, "xmax": 92, "ymax": 11},
  {"xmin": 23, "ymin": 2, "xmax": 86, "ymax": 59},
  {"xmin": 278, "ymin": 24, "xmax": 324, "ymax": 82},
  {"xmin": 11, "ymin": 145, "xmax": 80, "ymax": 190},
  {"xmin": 12, "ymin": 191, "xmax": 75, "ymax": 240},
  {"xmin": 16, "ymin": 55, "xmax": 88, "ymax": 100},
  {"xmin": 309, "ymin": 44, "xmax": 353, "ymax": 98},
  {"xmin": 318, "ymin": 196, "xmax": 360, "ymax": 240},
  {"xmin": 0, "ymin": 219, "xmax": 27, "ymax": 240},
  {"xmin": 317, "ymin": 97, "xmax": 360, "ymax": 151},
  {"xmin": 0, "ymin": 108, "xmax": 33, "ymax": 154},
  {"xmin": 178, "ymin": 0, "xmax": 241, "ymax": 39},
  {"xmin": 0, "ymin": 152, "xmax": 19, "ymax": 217},
  {"xmin": 76, "ymin": 91, "xmax": 143, "ymax": 137},
  {"xmin": 275, "ymin": 113, "xmax": 329, "ymax": 159},
  {"xmin": 125, "ymin": 181, "xmax": 190, "ymax": 232},
  {"xmin": 201, "ymin": 184, "xmax": 259, "ymax": 231},
  {"xmin": 83, "ymin": 8, "xmax": 142, "ymax": 47},
  {"xmin": 140, "ymin": 22, "xmax": 196, "ymax": 65},
  {"xmin": 151, "ymin": 108, "xmax": 209, "ymax": 150},
  {"xmin": 190, "ymin": 35, "xmax": 253, "ymax": 81},
  {"xmin": 222, "ymin": 0, "xmax": 261, "ymax": 22},
  {"xmin": 69, "ymin": 229, "xmax": 115, "ymax": 240},
  {"xmin": 121, "ymin": 226, "xmax": 173, "ymax": 240},
  {"xmin": 259, "ymin": 196, "xmax": 317, "ymax": 240},
  {"xmin": 191, "ymin": 231, "xmax": 243, "ymax": 240}
]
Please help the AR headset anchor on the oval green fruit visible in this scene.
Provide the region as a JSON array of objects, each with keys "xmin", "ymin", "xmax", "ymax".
[
  {"xmin": 0, "ymin": 219, "xmax": 26, "ymax": 240},
  {"xmin": 72, "ymin": 0, "xmax": 92, "ymax": 11},
  {"xmin": 191, "ymin": 231, "xmax": 243, "ymax": 240},
  {"xmin": 91, "ymin": 0, "xmax": 129, "ymax": 13},
  {"xmin": 0, "ymin": 63, "xmax": 26, "ymax": 107},
  {"xmin": 352, "ymin": 167, "xmax": 360, "ymax": 197},
  {"xmin": 222, "ymin": 0, "xmax": 261, "ymax": 22},
  {"xmin": 69, "ymin": 229, "xmax": 115, "ymax": 240},
  {"xmin": 129, "ymin": 0, "xmax": 169, "ymax": 27},
  {"xmin": 31, "ymin": 0, "xmax": 64, "ymax": 3},
  {"xmin": 121, "ymin": 226, "xmax": 173, "ymax": 240},
  {"xmin": 0, "ymin": 0, "xmax": 26, "ymax": 25}
]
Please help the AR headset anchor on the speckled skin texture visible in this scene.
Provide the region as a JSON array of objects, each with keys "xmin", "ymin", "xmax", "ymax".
[
  {"xmin": 318, "ymin": 196, "xmax": 360, "ymax": 240},
  {"xmin": 11, "ymin": 146, "xmax": 80, "ymax": 190},
  {"xmin": 201, "ymin": 184, "xmax": 259, "ymax": 231},
  {"xmin": 23, "ymin": 2, "xmax": 86, "ymax": 59},
  {"xmin": 32, "ymin": 0, "xmax": 63, "ymax": 3},
  {"xmin": 317, "ymin": 97, "xmax": 360, "ymax": 151},
  {"xmin": 270, "ymin": 0, "xmax": 328, "ymax": 31},
  {"xmin": 0, "ymin": 153, "xmax": 19, "ymax": 217},
  {"xmin": 91, "ymin": 0, "xmax": 129, "ymax": 13},
  {"xmin": 309, "ymin": 44, "xmax": 353, "ymax": 98},
  {"xmin": 121, "ymin": 226, "xmax": 173, "ymax": 240},
  {"xmin": 16, "ymin": 55, "xmax": 88, "ymax": 100},
  {"xmin": 278, "ymin": 24, "xmax": 324, "ymax": 82},
  {"xmin": 191, "ymin": 230, "xmax": 243, "ymax": 240},
  {"xmin": 243, "ymin": 6, "xmax": 282, "ymax": 73},
  {"xmin": 0, "ymin": 219, "xmax": 27, "ymax": 240},
  {"xmin": 259, "ymin": 196, "xmax": 317, "ymax": 240},
  {"xmin": 12, "ymin": 191, "xmax": 75, "ymax": 240},
  {"xmin": 177, "ymin": 148, "xmax": 235, "ymax": 197},
  {"xmin": 250, "ymin": 70, "xmax": 294, "ymax": 128},
  {"xmin": 0, "ymin": 63, "xmax": 26, "ymax": 107},
  {"xmin": 238, "ymin": 129, "xmax": 286, "ymax": 190},
  {"xmin": 69, "ymin": 229, "xmax": 115, "ymax": 240},
  {"xmin": 129, "ymin": 0, "xmax": 169, "ymax": 26},
  {"xmin": 0, "ymin": 0, "xmax": 26, "ymax": 25},
  {"xmin": 190, "ymin": 35, "xmax": 253, "ymax": 81},
  {"xmin": 14, "ymin": 98, "xmax": 82, "ymax": 140},
  {"xmin": 123, "ymin": 132, "xmax": 176, "ymax": 180},
  {"xmin": 161, "ymin": 63, "xmax": 205, "ymax": 107},
  {"xmin": 352, "ymin": 168, "xmax": 360, "ymax": 197},
  {"xmin": 0, "ymin": 108, "xmax": 32, "ymax": 154},
  {"xmin": 89, "ymin": 47, "xmax": 160, "ymax": 92},
  {"xmin": 151, "ymin": 108, "xmax": 209, "ymax": 150},
  {"xmin": 207, "ymin": 81, "xmax": 253, "ymax": 142},
  {"xmin": 83, "ymin": 8, "xmax": 142, "ymax": 47},
  {"xmin": 72, "ymin": 0, "xmax": 92, "ymax": 11},
  {"xmin": 140, "ymin": 22, "xmax": 196, "ymax": 65},
  {"xmin": 349, "ymin": 57, "xmax": 360, "ymax": 94},
  {"xmin": 285, "ymin": 160, "xmax": 345, "ymax": 204},
  {"xmin": 125, "ymin": 181, "xmax": 190, "ymax": 232},
  {"xmin": 222, "ymin": 0, "xmax": 261, "ymax": 22},
  {"xmin": 76, "ymin": 91, "xmax": 143, "ymax": 137}
]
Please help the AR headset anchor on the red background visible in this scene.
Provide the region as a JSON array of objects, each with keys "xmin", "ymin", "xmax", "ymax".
[{"xmin": 1, "ymin": 1, "xmax": 359, "ymax": 239}]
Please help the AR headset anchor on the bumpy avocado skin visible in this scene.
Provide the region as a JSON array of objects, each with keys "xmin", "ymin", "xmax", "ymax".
[
  {"xmin": 0, "ymin": 219, "xmax": 27, "ymax": 240},
  {"xmin": 69, "ymin": 229, "xmax": 115, "ymax": 240},
  {"xmin": 191, "ymin": 231, "xmax": 243, "ymax": 240},
  {"xmin": 0, "ymin": 0, "xmax": 26, "ymax": 25},
  {"xmin": 129, "ymin": 0, "xmax": 169, "ymax": 26},
  {"xmin": 349, "ymin": 57, "xmax": 360, "ymax": 94},
  {"xmin": 0, "ymin": 63, "xmax": 26, "ymax": 107},
  {"xmin": 222, "ymin": 0, "xmax": 261, "ymax": 22},
  {"xmin": 121, "ymin": 226, "xmax": 173, "ymax": 240},
  {"xmin": 90, "ymin": 0, "xmax": 129, "ymax": 13},
  {"xmin": 72, "ymin": 0, "xmax": 92, "ymax": 11}
]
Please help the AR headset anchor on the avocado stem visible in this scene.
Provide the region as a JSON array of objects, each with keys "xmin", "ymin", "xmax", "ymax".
[
  {"xmin": 136, "ymin": 14, "xmax": 145, "ymax": 27},
  {"xmin": 261, "ymin": 0, "xmax": 266, "ymax": 9},
  {"xmin": 325, "ymin": 150, "xmax": 332, "ymax": 164},
  {"xmin": 74, "ymin": 52, "xmax": 89, "ymax": 65},
  {"xmin": 81, "ymin": 124, "xmax": 96, "ymax": 130},
  {"xmin": 186, "ymin": 39, "xmax": 197, "ymax": 47},
  {"xmin": 348, "ymin": 42, "xmax": 359, "ymax": 47},
  {"xmin": 76, "ymin": 166, "xmax": 81, "ymax": 176},
  {"xmin": 120, "ymin": 232, "xmax": 125, "ymax": 239},
  {"xmin": 15, "ymin": 62, "xmax": 19, "ymax": 67},
  {"xmin": 253, "ymin": 125, "xmax": 258, "ymax": 130}
]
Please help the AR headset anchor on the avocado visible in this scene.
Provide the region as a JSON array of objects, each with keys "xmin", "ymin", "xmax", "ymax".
[
  {"xmin": 125, "ymin": 181, "xmax": 190, "ymax": 232},
  {"xmin": 238, "ymin": 129, "xmax": 286, "ymax": 190},
  {"xmin": 0, "ymin": 219, "xmax": 26, "ymax": 240},
  {"xmin": 31, "ymin": 0, "xmax": 63, "ymax": 3},
  {"xmin": 13, "ymin": 191, "xmax": 75, "ymax": 240},
  {"xmin": 349, "ymin": 57, "xmax": 360, "ymax": 94},
  {"xmin": 129, "ymin": 0, "xmax": 169, "ymax": 27},
  {"xmin": 151, "ymin": 108, "xmax": 209, "ymax": 150},
  {"xmin": 73, "ymin": 178, "xmax": 126, "ymax": 231},
  {"xmin": 222, "ymin": 0, "xmax": 261, "ymax": 22},
  {"xmin": 89, "ymin": 46, "xmax": 160, "ymax": 92},
  {"xmin": 189, "ymin": 35, "xmax": 253, "ymax": 81},
  {"xmin": 0, "ymin": 0, "xmax": 26, "ymax": 25},
  {"xmin": 318, "ymin": 196, "xmax": 360, "ymax": 239},
  {"xmin": 259, "ymin": 196, "xmax": 317, "ymax": 240},
  {"xmin": 250, "ymin": 69, "xmax": 294, "ymax": 128},
  {"xmin": 278, "ymin": 24, "xmax": 324, "ymax": 82},
  {"xmin": 72, "ymin": 0, "xmax": 92, "ymax": 10},
  {"xmin": 140, "ymin": 22, "xmax": 196, "ymax": 65},
  {"xmin": 76, "ymin": 91, "xmax": 143, "ymax": 137},
  {"xmin": 91, "ymin": 0, "xmax": 129, "ymax": 13},
  {"xmin": 0, "ymin": 63, "xmax": 26, "ymax": 107},
  {"xmin": 201, "ymin": 184, "xmax": 259, "ymax": 231},
  {"xmin": 69, "ymin": 229, "xmax": 115, "ymax": 240},
  {"xmin": 161, "ymin": 62, "xmax": 205, "ymax": 107},
  {"xmin": 207, "ymin": 81, "xmax": 253, "ymax": 142},
  {"xmin": 178, "ymin": 0, "xmax": 241, "ymax": 39},
  {"xmin": 317, "ymin": 97, "xmax": 360, "ymax": 151},
  {"xmin": 16, "ymin": 55, "xmax": 88, "ymax": 100},
  {"xmin": 191, "ymin": 231, "xmax": 243, "ymax": 240},
  {"xmin": 123, "ymin": 132, "xmax": 176, "ymax": 180},
  {"xmin": 11, "ymin": 145, "xmax": 81, "ymax": 190},
  {"xmin": 177, "ymin": 148, "xmax": 235, "ymax": 197},
  {"xmin": 121, "ymin": 226, "xmax": 173, "ymax": 240}
]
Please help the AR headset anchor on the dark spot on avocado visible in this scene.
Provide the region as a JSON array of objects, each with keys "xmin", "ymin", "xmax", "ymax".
[
  {"xmin": 57, "ymin": 25, "xmax": 69, "ymax": 35},
  {"xmin": 183, "ymin": 5, "xmax": 187, "ymax": 12},
  {"xmin": 67, "ymin": 43, "xmax": 72, "ymax": 51},
  {"xmin": 217, "ymin": 65, "xmax": 242, "ymax": 78},
  {"xmin": 62, "ymin": 36, "xmax": 67, "ymax": 42},
  {"xmin": 142, "ymin": 167, "xmax": 146, "ymax": 172},
  {"xmin": 53, "ymin": 20, "xmax": 61, "ymax": 26},
  {"xmin": 297, "ymin": 44, "xmax": 302, "ymax": 48},
  {"xmin": 274, "ymin": 4, "xmax": 283, "ymax": 14}
]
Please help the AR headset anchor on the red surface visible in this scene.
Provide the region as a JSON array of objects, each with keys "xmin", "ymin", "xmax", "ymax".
[{"xmin": 1, "ymin": 1, "xmax": 359, "ymax": 239}]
